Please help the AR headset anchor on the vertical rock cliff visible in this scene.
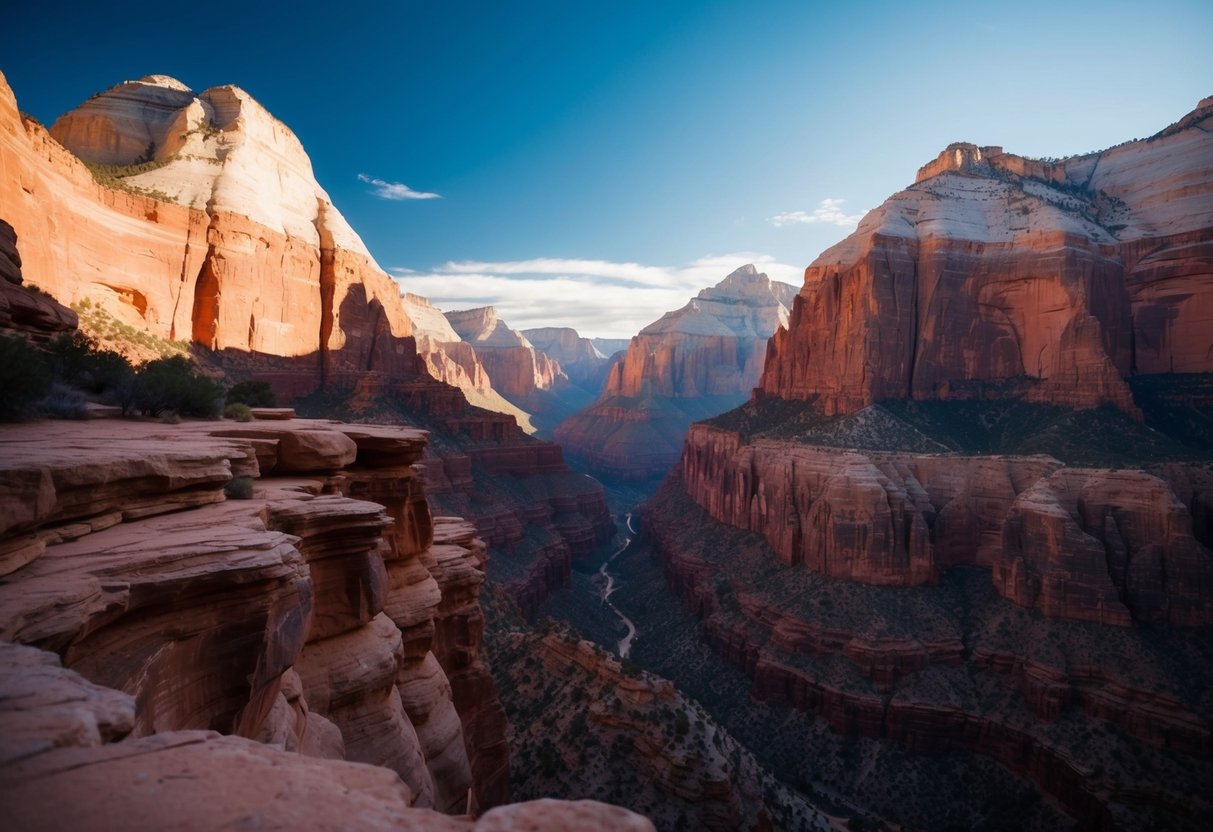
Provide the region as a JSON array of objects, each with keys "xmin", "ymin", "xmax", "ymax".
[
  {"xmin": 760, "ymin": 99, "xmax": 1213, "ymax": 415},
  {"xmin": 554, "ymin": 265, "xmax": 797, "ymax": 480},
  {"xmin": 0, "ymin": 70, "xmax": 513, "ymax": 415}
]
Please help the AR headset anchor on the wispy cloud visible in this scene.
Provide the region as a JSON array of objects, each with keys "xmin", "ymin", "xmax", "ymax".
[
  {"xmin": 392, "ymin": 253, "xmax": 802, "ymax": 339},
  {"xmin": 357, "ymin": 173, "xmax": 441, "ymax": 201},
  {"xmin": 768, "ymin": 197, "xmax": 866, "ymax": 228}
]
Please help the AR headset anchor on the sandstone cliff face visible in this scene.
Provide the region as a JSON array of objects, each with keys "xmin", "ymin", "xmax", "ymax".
[
  {"xmin": 639, "ymin": 480, "xmax": 1213, "ymax": 830},
  {"xmin": 680, "ymin": 423, "xmax": 1213, "ymax": 626},
  {"xmin": 522, "ymin": 326, "xmax": 614, "ymax": 392},
  {"xmin": 0, "ymin": 219, "xmax": 77, "ymax": 340},
  {"xmin": 554, "ymin": 265, "xmax": 797, "ymax": 479},
  {"xmin": 760, "ymin": 99, "xmax": 1213, "ymax": 415},
  {"xmin": 0, "ymin": 642, "xmax": 654, "ymax": 832},
  {"xmin": 0, "ymin": 416, "xmax": 513, "ymax": 813},
  {"xmin": 445, "ymin": 308, "xmax": 604, "ymax": 438},
  {"xmin": 0, "ymin": 71, "xmax": 520, "ymax": 416}
]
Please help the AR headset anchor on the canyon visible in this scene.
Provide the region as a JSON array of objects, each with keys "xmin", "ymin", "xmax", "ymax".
[
  {"xmin": 2, "ymin": 57, "xmax": 1212, "ymax": 832},
  {"xmin": 624, "ymin": 97, "xmax": 1213, "ymax": 830}
]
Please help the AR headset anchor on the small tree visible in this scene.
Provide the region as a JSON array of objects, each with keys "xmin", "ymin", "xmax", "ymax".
[
  {"xmin": 0, "ymin": 335, "xmax": 52, "ymax": 421},
  {"xmin": 225, "ymin": 379, "xmax": 277, "ymax": 408},
  {"xmin": 132, "ymin": 356, "xmax": 223, "ymax": 417}
]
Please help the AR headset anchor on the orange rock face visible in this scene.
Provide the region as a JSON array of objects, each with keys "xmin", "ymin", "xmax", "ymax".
[
  {"xmin": 680, "ymin": 423, "xmax": 1213, "ymax": 626},
  {"xmin": 0, "ymin": 71, "xmax": 525, "ymax": 415},
  {"xmin": 555, "ymin": 265, "xmax": 797, "ymax": 479},
  {"xmin": 761, "ymin": 100, "xmax": 1213, "ymax": 416}
]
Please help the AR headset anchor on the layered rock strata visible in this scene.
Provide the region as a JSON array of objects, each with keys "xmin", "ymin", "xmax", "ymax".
[
  {"xmin": 760, "ymin": 99, "xmax": 1213, "ymax": 416},
  {"xmin": 0, "ymin": 416, "xmax": 509, "ymax": 813},
  {"xmin": 681, "ymin": 423, "xmax": 1213, "ymax": 626},
  {"xmin": 640, "ymin": 480, "xmax": 1213, "ymax": 830},
  {"xmin": 555, "ymin": 265, "xmax": 797, "ymax": 479}
]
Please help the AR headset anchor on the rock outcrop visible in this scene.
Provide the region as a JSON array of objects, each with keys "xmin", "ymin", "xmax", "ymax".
[
  {"xmin": 0, "ymin": 70, "xmax": 520, "ymax": 417},
  {"xmin": 555, "ymin": 265, "xmax": 797, "ymax": 480},
  {"xmin": 0, "ymin": 640, "xmax": 654, "ymax": 831},
  {"xmin": 760, "ymin": 99, "xmax": 1213, "ymax": 416},
  {"xmin": 0, "ymin": 416, "xmax": 511, "ymax": 813},
  {"xmin": 286, "ymin": 372, "xmax": 615, "ymax": 621}
]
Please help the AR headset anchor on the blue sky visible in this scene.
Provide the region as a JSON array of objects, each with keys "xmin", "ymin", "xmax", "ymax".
[{"xmin": 6, "ymin": 1, "xmax": 1212, "ymax": 336}]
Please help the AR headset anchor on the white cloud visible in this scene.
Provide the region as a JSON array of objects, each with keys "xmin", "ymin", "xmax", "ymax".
[
  {"xmin": 358, "ymin": 173, "xmax": 441, "ymax": 201},
  {"xmin": 769, "ymin": 197, "xmax": 866, "ymax": 228},
  {"xmin": 393, "ymin": 253, "xmax": 802, "ymax": 339}
]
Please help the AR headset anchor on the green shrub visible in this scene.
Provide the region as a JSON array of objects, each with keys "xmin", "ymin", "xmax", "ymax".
[
  {"xmin": 46, "ymin": 332, "xmax": 133, "ymax": 394},
  {"xmin": 132, "ymin": 356, "xmax": 223, "ymax": 418},
  {"xmin": 226, "ymin": 379, "xmax": 277, "ymax": 408},
  {"xmin": 224, "ymin": 476, "xmax": 255, "ymax": 499},
  {"xmin": 0, "ymin": 335, "xmax": 52, "ymax": 421},
  {"xmin": 224, "ymin": 402, "xmax": 253, "ymax": 422},
  {"xmin": 39, "ymin": 383, "xmax": 88, "ymax": 419}
]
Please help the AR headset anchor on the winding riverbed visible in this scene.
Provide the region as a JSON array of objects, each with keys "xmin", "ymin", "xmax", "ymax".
[{"xmin": 599, "ymin": 512, "xmax": 639, "ymax": 657}]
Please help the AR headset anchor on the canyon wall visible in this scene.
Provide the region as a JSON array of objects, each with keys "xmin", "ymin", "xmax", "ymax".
[
  {"xmin": 640, "ymin": 480, "xmax": 1213, "ymax": 830},
  {"xmin": 637, "ymin": 99, "xmax": 1213, "ymax": 829},
  {"xmin": 681, "ymin": 424, "xmax": 1213, "ymax": 626},
  {"xmin": 555, "ymin": 265, "xmax": 797, "ymax": 479},
  {"xmin": 760, "ymin": 98, "xmax": 1213, "ymax": 415},
  {"xmin": 0, "ymin": 71, "xmax": 513, "ymax": 410}
]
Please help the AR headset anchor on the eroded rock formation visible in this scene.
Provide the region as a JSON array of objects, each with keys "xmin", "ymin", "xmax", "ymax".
[
  {"xmin": 0, "ymin": 640, "xmax": 654, "ymax": 831},
  {"xmin": 680, "ymin": 423, "xmax": 1213, "ymax": 626},
  {"xmin": 760, "ymin": 99, "xmax": 1213, "ymax": 415},
  {"xmin": 0, "ymin": 416, "xmax": 510, "ymax": 814},
  {"xmin": 555, "ymin": 265, "xmax": 797, "ymax": 479},
  {"xmin": 0, "ymin": 70, "xmax": 516, "ymax": 414},
  {"xmin": 636, "ymin": 99, "xmax": 1213, "ymax": 830}
]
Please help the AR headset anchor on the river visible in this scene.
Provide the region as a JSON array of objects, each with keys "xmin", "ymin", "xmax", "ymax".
[{"xmin": 598, "ymin": 512, "xmax": 639, "ymax": 658}]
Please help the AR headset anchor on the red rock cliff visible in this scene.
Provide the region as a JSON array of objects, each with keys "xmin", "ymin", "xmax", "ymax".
[
  {"xmin": 760, "ymin": 99, "xmax": 1213, "ymax": 415},
  {"xmin": 0, "ymin": 71, "xmax": 522, "ymax": 412},
  {"xmin": 554, "ymin": 265, "xmax": 797, "ymax": 479}
]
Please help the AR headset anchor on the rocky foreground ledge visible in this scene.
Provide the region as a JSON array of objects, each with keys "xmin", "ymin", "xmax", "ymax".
[{"xmin": 0, "ymin": 416, "xmax": 652, "ymax": 830}]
